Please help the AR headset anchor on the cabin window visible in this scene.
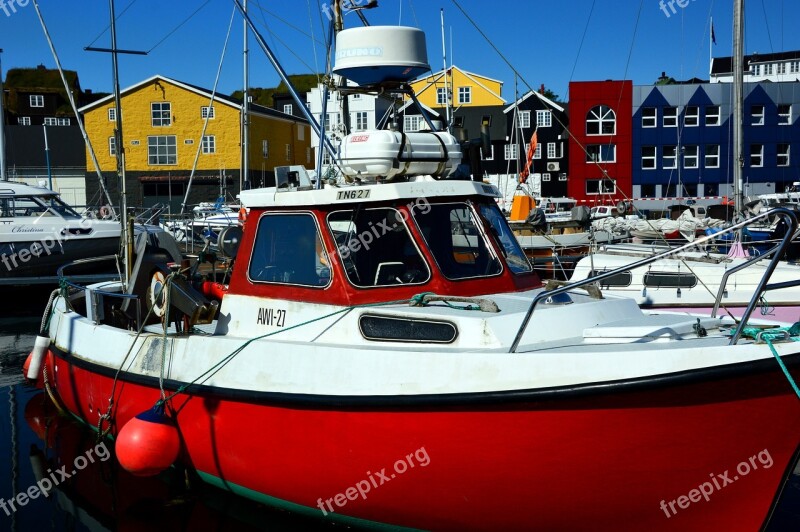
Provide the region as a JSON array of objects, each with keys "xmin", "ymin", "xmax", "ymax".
[
  {"xmin": 249, "ymin": 213, "xmax": 331, "ymax": 288},
  {"xmin": 413, "ymin": 202, "xmax": 502, "ymax": 280},
  {"xmin": 643, "ymin": 272, "xmax": 697, "ymax": 289},
  {"xmin": 477, "ymin": 203, "xmax": 532, "ymax": 274},
  {"xmin": 589, "ymin": 270, "xmax": 632, "ymax": 288},
  {"xmin": 0, "ymin": 195, "xmax": 80, "ymax": 219},
  {"xmin": 328, "ymin": 207, "xmax": 430, "ymax": 288}
]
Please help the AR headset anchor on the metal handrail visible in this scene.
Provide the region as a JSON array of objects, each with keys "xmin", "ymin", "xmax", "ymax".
[{"xmin": 509, "ymin": 207, "xmax": 799, "ymax": 352}]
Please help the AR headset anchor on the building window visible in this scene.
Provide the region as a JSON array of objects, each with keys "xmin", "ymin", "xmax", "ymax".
[
  {"xmin": 765, "ymin": 64, "xmax": 774, "ymax": 75},
  {"xmin": 558, "ymin": 173, "xmax": 567, "ymax": 181},
  {"xmin": 436, "ymin": 87, "xmax": 447, "ymax": 105},
  {"xmin": 147, "ymin": 135, "xmax": 177, "ymax": 165},
  {"xmin": 547, "ymin": 142, "xmax": 557, "ymax": 159},
  {"xmin": 17, "ymin": 117, "xmax": 30, "ymax": 126},
  {"xmin": 684, "ymin": 106, "xmax": 699, "ymax": 127},
  {"xmin": 586, "ymin": 144, "xmax": 616, "ymax": 163},
  {"xmin": 306, "ymin": 147, "xmax": 312, "ymax": 164},
  {"xmin": 586, "ymin": 178, "xmax": 616, "ymax": 195},
  {"xmin": 751, "ymin": 105, "xmax": 764, "ymax": 126},
  {"xmin": 683, "ymin": 145, "xmax": 699, "ymax": 168},
  {"xmin": 586, "ymin": 105, "xmax": 616, "ymax": 135},
  {"xmin": 57, "ymin": 117, "xmax": 70, "ymax": 126},
  {"xmin": 481, "ymin": 144, "xmax": 494, "ymax": 160},
  {"xmin": 108, "ymin": 108, "xmax": 116, "ymax": 121},
  {"xmin": 663, "ymin": 145, "xmax": 677, "ymax": 169},
  {"xmin": 533, "ymin": 144, "xmax": 542, "ymax": 159},
  {"xmin": 202, "ymin": 135, "xmax": 216, "ymax": 154},
  {"xmin": 504, "ymin": 144, "xmax": 519, "ymax": 161},
  {"xmin": 705, "ymin": 105, "xmax": 720, "ymax": 126},
  {"xmin": 458, "ymin": 86, "xmax": 471, "ymax": 104},
  {"xmin": 29, "ymin": 95, "xmax": 44, "ymax": 108},
  {"xmin": 354, "ymin": 111, "xmax": 368, "ymax": 131},
  {"xmin": 283, "ymin": 104, "xmax": 293, "ymax": 115},
  {"xmin": 542, "ymin": 173, "xmax": 551, "ymax": 182},
  {"xmin": 642, "ymin": 146, "xmax": 656, "ymax": 169},
  {"xmin": 403, "ymin": 114, "xmax": 422, "ymax": 132},
  {"xmin": 778, "ymin": 143, "xmax": 791, "ymax": 167},
  {"xmin": 750, "ymin": 144, "xmax": 763, "ymax": 167},
  {"xmin": 151, "ymin": 102, "xmax": 172, "ymax": 127},
  {"xmin": 792, "ymin": 61, "xmax": 800, "ymax": 74},
  {"xmin": 201, "ymin": 106, "xmax": 215, "ymax": 119},
  {"xmin": 536, "ymin": 110, "xmax": 552, "ymax": 128},
  {"xmin": 778, "ymin": 63, "xmax": 787, "ymax": 75},
  {"xmin": 663, "ymin": 107, "xmax": 678, "ymax": 127},
  {"xmin": 324, "ymin": 113, "xmax": 339, "ymax": 132},
  {"xmin": 518, "ymin": 110, "xmax": 531, "ymax": 128},
  {"xmin": 642, "ymin": 107, "xmax": 657, "ymax": 128},
  {"xmin": 705, "ymin": 145, "xmax": 720, "ymax": 168},
  {"xmin": 109, "ymin": 136, "xmax": 116, "ymax": 156},
  {"xmin": 262, "ymin": 139, "xmax": 269, "ymax": 158},
  {"xmin": 778, "ymin": 104, "xmax": 792, "ymax": 125},
  {"xmin": 44, "ymin": 117, "xmax": 57, "ymax": 126},
  {"xmin": 285, "ymin": 144, "xmax": 292, "ymax": 161}
]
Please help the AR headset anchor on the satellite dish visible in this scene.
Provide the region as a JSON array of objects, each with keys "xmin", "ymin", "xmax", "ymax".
[{"xmin": 218, "ymin": 226, "xmax": 242, "ymax": 259}]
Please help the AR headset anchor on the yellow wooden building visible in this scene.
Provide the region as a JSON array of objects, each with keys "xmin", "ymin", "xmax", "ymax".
[
  {"xmin": 409, "ymin": 65, "xmax": 504, "ymax": 109},
  {"xmin": 79, "ymin": 75, "xmax": 311, "ymax": 210}
]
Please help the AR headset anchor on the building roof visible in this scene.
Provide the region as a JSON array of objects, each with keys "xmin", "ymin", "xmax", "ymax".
[
  {"xmin": 711, "ymin": 50, "xmax": 800, "ymax": 75},
  {"xmin": 77, "ymin": 74, "xmax": 308, "ymax": 123},
  {"xmin": 503, "ymin": 90, "xmax": 565, "ymax": 113},
  {"xmin": 412, "ymin": 65, "xmax": 506, "ymax": 104}
]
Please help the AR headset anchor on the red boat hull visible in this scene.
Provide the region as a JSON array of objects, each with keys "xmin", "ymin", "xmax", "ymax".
[{"xmin": 49, "ymin": 348, "xmax": 800, "ymax": 530}]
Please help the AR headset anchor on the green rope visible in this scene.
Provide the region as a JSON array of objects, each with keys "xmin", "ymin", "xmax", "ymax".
[
  {"xmin": 740, "ymin": 323, "xmax": 800, "ymax": 401},
  {"xmin": 409, "ymin": 292, "xmax": 481, "ymax": 311}
]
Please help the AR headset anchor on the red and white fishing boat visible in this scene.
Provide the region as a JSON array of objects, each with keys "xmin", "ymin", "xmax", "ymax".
[{"xmin": 28, "ymin": 4, "xmax": 800, "ymax": 531}]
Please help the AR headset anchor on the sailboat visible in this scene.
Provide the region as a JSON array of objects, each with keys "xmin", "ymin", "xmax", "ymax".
[{"xmin": 26, "ymin": 1, "xmax": 800, "ymax": 529}]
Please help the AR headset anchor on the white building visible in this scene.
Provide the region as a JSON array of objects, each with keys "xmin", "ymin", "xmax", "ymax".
[{"xmin": 711, "ymin": 50, "xmax": 800, "ymax": 83}]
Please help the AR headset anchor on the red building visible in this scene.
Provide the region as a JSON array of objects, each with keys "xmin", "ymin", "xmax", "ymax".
[{"xmin": 568, "ymin": 81, "xmax": 632, "ymax": 205}]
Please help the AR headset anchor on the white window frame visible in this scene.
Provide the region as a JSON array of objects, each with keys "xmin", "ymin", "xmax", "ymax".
[
  {"xmin": 542, "ymin": 173, "xmax": 551, "ymax": 182},
  {"xmin": 705, "ymin": 105, "xmax": 720, "ymax": 126},
  {"xmin": 504, "ymin": 144, "xmax": 519, "ymax": 161},
  {"xmin": 533, "ymin": 144, "xmax": 542, "ymax": 159},
  {"xmin": 29, "ymin": 95, "xmax": 44, "ymax": 108},
  {"xmin": 109, "ymin": 136, "xmax": 117, "ymax": 156},
  {"xmin": 201, "ymin": 106, "xmax": 215, "ymax": 119},
  {"xmin": 778, "ymin": 63, "xmax": 787, "ymax": 75},
  {"xmin": 518, "ymin": 110, "xmax": 531, "ymax": 129},
  {"xmin": 663, "ymin": 145, "xmax": 677, "ymax": 169},
  {"xmin": 354, "ymin": 111, "xmax": 368, "ymax": 131},
  {"xmin": 586, "ymin": 105, "xmax": 616, "ymax": 135},
  {"xmin": 586, "ymin": 144, "xmax": 616, "ymax": 163},
  {"xmin": 642, "ymin": 107, "xmax": 657, "ymax": 128},
  {"xmin": 285, "ymin": 143, "xmax": 292, "ymax": 161},
  {"xmin": 403, "ymin": 114, "xmax": 423, "ymax": 132},
  {"xmin": 792, "ymin": 61, "xmax": 800, "ymax": 74},
  {"xmin": 683, "ymin": 145, "xmax": 699, "ymax": 169},
  {"xmin": 18, "ymin": 117, "xmax": 31, "ymax": 126},
  {"xmin": 765, "ymin": 64, "xmax": 774, "ymax": 75},
  {"xmin": 57, "ymin": 117, "xmax": 70, "ymax": 126},
  {"xmin": 778, "ymin": 104, "xmax": 792, "ymax": 126},
  {"xmin": 705, "ymin": 145, "xmax": 720, "ymax": 168},
  {"xmin": 778, "ymin": 143, "xmax": 791, "ymax": 167},
  {"xmin": 558, "ymin": 173, "xmax": 567, "ymax": 182},
  {"xmin": 436, "ymin": 87, "xmax": 447, "ymax": 105},
  {"xmin": 547, "ymin": 142, "xmax": 557, "ymax": 159},
  {"xmin": 201, "ymin": 135, "xmax": 216, "ymax": 154},
  {"xmin": 684, "ymin": 106, "xmax": 699, "ymax": 127},
  {"xmin": 147, "ymin": 135, "xmax": 177, "ymax": 165},
  {"xmin": 283, "ymin": 104, "xmax": 293, "ymax": 115},
  {"xmin": 481, "ymin": 144, "xmax": 494, "ymax": 161},
  {"xmin": 262, "ymin": 139, "xmax": 269, "ymax": 159},
  {"xmin": 458, "ymin": 86, "xmax": 471, "ymax": 104},
  {"xmin": 663, "ymin": 107, "xmax": 678, "ymax": 127},
  {"xmin": 642, "ymin": 146, "xmax": 657, "ymax": 170},
  {"xmin": 536, "ymin": 110, "xmax": 552, "ymax": 128},
  {"xmin": 108, "ymin": 108, "xmax": 117, "ymax": 122},
  {"xmin": 44, "ymin": 117, "xmax": 57, "ymax": 126},
  {"xmin": 751, "ymin": 105, "xmax": 765, "ymax": 126},
  {"xmin": 151, "ymin": 102, "xmax": 172, "ymax": 127},
  {"xmin": 750, "ymin": 144, "xmax": 764, "ymax": 167}
]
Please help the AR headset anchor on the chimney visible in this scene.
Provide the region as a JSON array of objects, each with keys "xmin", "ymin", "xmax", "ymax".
[{"xmin": 539, "ymin": 83, "xmax": 545, "ymax": 94}]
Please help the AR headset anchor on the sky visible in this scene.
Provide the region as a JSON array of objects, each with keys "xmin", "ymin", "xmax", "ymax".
[{"xmin": 1, "ymin": 0, "xmax": 800, "ymax": 103}]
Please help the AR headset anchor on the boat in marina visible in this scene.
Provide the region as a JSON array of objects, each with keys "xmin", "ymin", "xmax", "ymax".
[
  {"xmin": 0, "ymin": 181, "xmax": 120, "ymax": 285},
  {"xmin": 27, "ymin": 2, "xmax": 800, "ymax": 530}
]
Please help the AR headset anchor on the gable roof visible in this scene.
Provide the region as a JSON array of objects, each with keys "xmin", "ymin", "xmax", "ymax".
[
  {"xmin": 397, "ymin": 99, "xmax": 441, "ymax": 117},
  {"xmin": 77, "ymin": 74, "xmax": 307, "ymax": 123},
  {"xmin": 412, "ymin": 65, "xmax": 506, "ymax": 104},
  {"xmin": 503, "ymin": 90, "xmax": 565, "ymax": 113}
]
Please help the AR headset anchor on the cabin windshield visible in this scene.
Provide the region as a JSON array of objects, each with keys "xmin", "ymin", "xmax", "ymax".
[
  {"xmin": 476, "ymin": 203, "xmax": 533, "ymax": 274},
  {"xmin": 328, "ymin": 207, "xmax": 430, "ymax": 288},
  {"xmin": 0, "ymin": 195, "xmax": 81, "ymax": 219},
  {"xmin": 412, "ymin": 202, "xmax": 503, "ymax": 280}
]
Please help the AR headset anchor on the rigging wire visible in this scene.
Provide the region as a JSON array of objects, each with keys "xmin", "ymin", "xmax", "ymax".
[
  {"xmin": 148, "ymin": 0, "xmax": 213, "ymax": 53},
  {"xmin": 568, "ymin": 0, "xmax": 596, "ymax": 86},
  {"xmin": 85, "ymin": 0, "xmax": 141, "ymax": 48}
]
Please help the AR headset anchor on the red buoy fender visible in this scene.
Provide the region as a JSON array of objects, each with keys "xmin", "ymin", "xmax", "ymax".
[{"xmin": 116, "ymin": 406, "xmax": 180, "ymax": 477}]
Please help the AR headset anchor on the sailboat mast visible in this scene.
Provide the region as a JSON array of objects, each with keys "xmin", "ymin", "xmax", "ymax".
[
  {"xmin": 0, "ymin": 49, "xmax": 6, "ymax": 181},
  {"xmin": 242, "ymin": 0, "xmax": 249, "ymax": 191},
  {"xmin": 109, "ymin": 0, "xmax": 130, "ymax": 284},
  {"xmin": 440, "ymin": 9, "xmax": 451, "ymax": 131},
  {"xmin": 732, "ymin": 0, "xmax": 744, "ymax": 212}
]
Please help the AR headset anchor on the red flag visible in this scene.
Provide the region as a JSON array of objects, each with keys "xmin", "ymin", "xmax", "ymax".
[{"xmin": 519, "ymin": 130, "xmax": 538, "ymax": 183}]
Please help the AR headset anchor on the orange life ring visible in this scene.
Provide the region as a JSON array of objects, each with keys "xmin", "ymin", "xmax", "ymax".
[{"xmin": 238, "ymin": 207, "xmax": 247, "ymax": 223}]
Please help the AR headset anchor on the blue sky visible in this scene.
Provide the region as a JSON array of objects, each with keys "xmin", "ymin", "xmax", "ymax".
[{"xmin": 1, "ymin": 0, "xmax": 799, "ymax": 102}]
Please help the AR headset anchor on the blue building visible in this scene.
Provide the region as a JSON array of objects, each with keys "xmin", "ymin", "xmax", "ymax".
[{"xmin": 631, "ymin": 82, "xmax": 800, "ymax": 201}]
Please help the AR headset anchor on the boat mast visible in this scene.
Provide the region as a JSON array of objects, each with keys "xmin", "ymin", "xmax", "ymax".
[
  {"xmin": 242, "ymin": 0, "xmax": 249, "ymax": 192},
  {"xmin": 440, "ymin": 8, "xmax": 451, "ymax": 132},
  {"xmin": 732, "ymin": 0, "xmax": 744, "ymax": 213},
  {"xmin": 0, "ymin": 49, "xmax": 6, "ymax": 181}
]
